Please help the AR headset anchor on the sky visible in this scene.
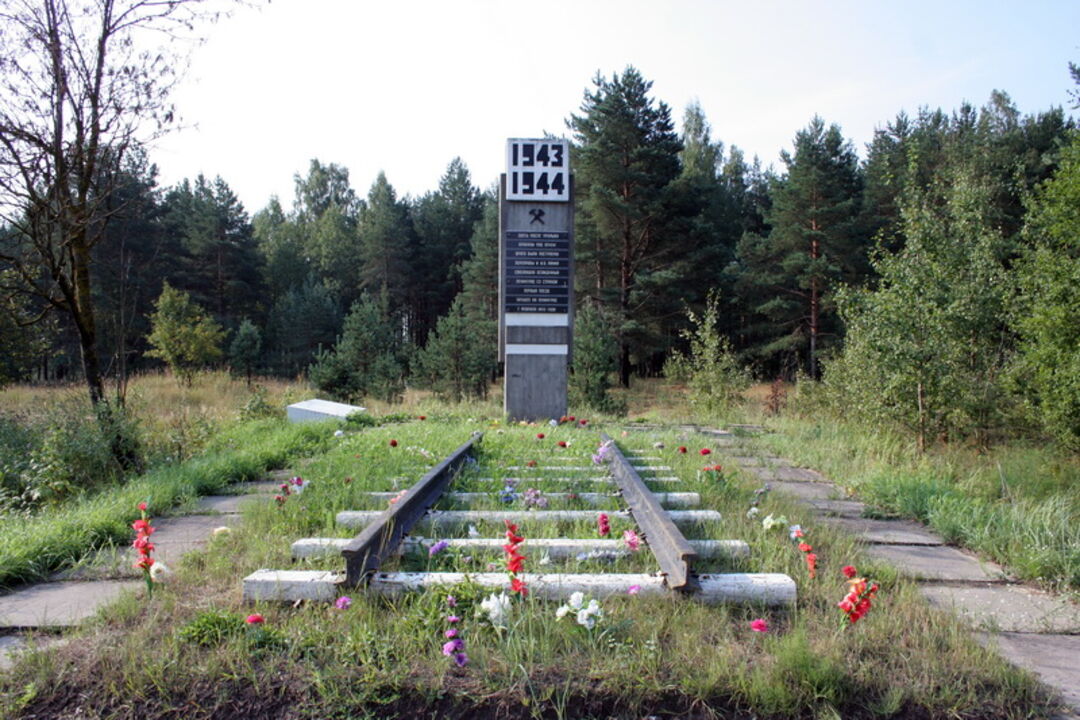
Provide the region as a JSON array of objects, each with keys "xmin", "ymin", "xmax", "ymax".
[{"xmin": 152, "ymin": 0, "xmax": 1080, "ymax": 213}]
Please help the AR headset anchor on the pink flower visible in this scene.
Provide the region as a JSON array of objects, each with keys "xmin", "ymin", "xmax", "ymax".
[
  {"xmin": 446, "ymin": 615, "xmax": 460, "ymax": 623},
  {"xmin": 627, "ymin": 585, "xmax": 641, "ymax": 595},
  {"xmin": 444, "ymin": 628, "xmax": 457, "ymax": 639},
  {"xmin": 335, "ymin": 596, "xmax": 352, "ymax": 610},
  {"xmin": 442, "ymin": 638, "xmax": 463, "ymax": 656},
  {"xmin": 623, "ymin": 529, "xmax": 641, "ymax": 552},
  {"xmin": 137, "ymin": 502, "xmax": 147, "ymax": 511},
  {"xmin": 446, "ymin": 595, "xmax": 457, "ymax": 608},
  {"xmin": 597, "ymin": 513, "xmax": 610, "ymax": 537},
  {"xmin": 246, "ymin": 614, "xmax": 264, "ymax": 625},
  {"xmin": 750, "ymin": 618, "xmax": 769, "ymax": 633}
]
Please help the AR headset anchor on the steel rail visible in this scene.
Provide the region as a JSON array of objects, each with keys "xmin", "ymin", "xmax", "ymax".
[
  {"xmin": 341, "ymin": 432, "xmax": 482, "ymax": 586},
  {"xmin": 600, "ymin": 433, "xmax": 699, "ymax": 591}
]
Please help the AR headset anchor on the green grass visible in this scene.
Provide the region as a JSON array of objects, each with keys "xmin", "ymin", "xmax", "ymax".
[
  {"xmin": 0, "ymin": 418, "xmax": 1058, "ymax": 719},
  {"xmin": 752, "ymin": 414, "xmax": 1080, "ymax": 592},
  {"xmin": 0, "ymin": 418, "xmax": 331, "ymax": 588}
]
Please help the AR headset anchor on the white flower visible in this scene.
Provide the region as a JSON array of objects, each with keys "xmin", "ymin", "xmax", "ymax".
[
  {"xmin": 149, "ymin": 562, "xmax": 170, "ymax": 582},
  {"xmin": 762, "ymin": 513, "xmax": 788, "ymax": 531},
  {"xmin": 467, "ymin": 525, "xmax": 481, "ymax": 539},
  {"xmin": 549, "ymin": 419, "xmax": 558, "ymax": 427},
  {"xmin": 653, "ymin": 441, "xmax": 664, "ymax": 449},
  {"xmin": 334, "ymin": 429, "xmax": 344, "ymax": 437},
  {"xmin": 576, "ymin": 600, "xmax": 603, "ymax": 629},
  {"xmin": 555, "ymin": 604, "xmax": 571, "ymax": 619},
  {"xmin": 538, "ymin": 553, "xmax": 552, "ymax": 566},
  {"xmin": 211, "ymin": 526, "xmax": 231, "ymax": 537},
  {"xmin": 746, "ymin": 507, "xmax": 760, "ymax": 518},
  {"xmin": 480, "ymin": 591, "xmax": 512, "ymax": 628},
  {"xmin": 568, "ymin": 591, "xmax": 585, "ymax": 610}
]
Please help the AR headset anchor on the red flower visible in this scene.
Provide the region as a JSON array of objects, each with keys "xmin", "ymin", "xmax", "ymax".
[
  {"xmin": 678, "ymin": 446, "xmax": 687, "ymax": 453},
  {"xmin": 132, "ymin": 519, "xmax": 152, "ymax": 533},
  {"xmin": 134, "ymin": 556, "xmax": 154, "ymax": 571},
  {"xmin": 579, "ymin": 419, "xmax": 587, "ymax": 426},
  {"xmin": 842, "ymin": 565, "xmax": 857, "ymax": 579},
  {"xmin": 559, "ymin": 416, "xmax": 568, "ymax": 423},
  {"xmin": 568, "ymin": 416, "xmax": 576, "ymax": 422},
  {"xmin": 798, "ymin": 542, "xmax": 813, "ymax": 553},
  {"xmin": 526, "ymin": 460, "xmax": 537, "ymax": 467},
  {"xmin": 418, "ymin": 415, "xmax": 426, "ymax": 420},
  {"xmin": 506, "ymin": 553, "xmax": 525, "ymax": 574},
  {"xmin": 699, "ymin": 448, "xmax": 711, "ymax": 456},
  {"xmin": 246, "ymin": 613, "xmax": 265, "ymax": 624},
  {"xmin": 536, "ymin": 433, "xmax": 545, "ymax": 439},
  {"xmin": 557, "ymin": 440, "xmax": 567, "ymax": 448},
  {"xmin": 510, "ymin": 576, "xmax": 528, "ymax": 597},
  {"xmin": 137, "ymin": 502, "xmax": 147, "ymax": 512},
  {"xmin": 389, "ymin": 439, "xmax": 398, "ymax": 447},
  {"xmin": 597, "ymin": 513, "xmax": 610, "ymax": 537},
  {"xmin": 805, "ymin": 552, "xmax": 817, "ymax": 579}
]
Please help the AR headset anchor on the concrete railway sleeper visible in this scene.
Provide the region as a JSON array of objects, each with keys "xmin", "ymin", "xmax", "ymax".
[{"xmin": 242, "ymin": 431, "xmax": 796, "ymax": 606}]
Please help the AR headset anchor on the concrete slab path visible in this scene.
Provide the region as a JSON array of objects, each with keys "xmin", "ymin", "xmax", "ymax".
[
  {"xmin": 727, "ymin": 436, "xmax": 1080, "ymax": 717},
  {"xmin": 0, "ymin": 470, "xmax": 282, "ymax": 668}
]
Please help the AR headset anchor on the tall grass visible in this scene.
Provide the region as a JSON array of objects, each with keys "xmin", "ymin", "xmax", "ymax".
[
  {"xmin": 754, "ymin": 413, "xmax": 1080, "ymax": 591},
  {"xmin": 0, "ymin": 419, "xmax": 331, "ymax": 588}
]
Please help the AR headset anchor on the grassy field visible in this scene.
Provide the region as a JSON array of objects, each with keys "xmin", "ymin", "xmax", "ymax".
[
  {"xmin": 0, "ymin": 408, "xmax": 1060, "ymax": 718},
  {"xmin": 0, "ymin": 373, "xmax": 1073, "ymax": 717}
]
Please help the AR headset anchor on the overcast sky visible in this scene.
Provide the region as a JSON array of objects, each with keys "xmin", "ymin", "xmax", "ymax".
[{"xmin": 152, "ymin": 0, "xmax": 1080, "ymax": 213}]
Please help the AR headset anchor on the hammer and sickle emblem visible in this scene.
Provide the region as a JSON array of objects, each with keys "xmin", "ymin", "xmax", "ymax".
[{"xmin": 529, "ymin": 208, "xmax": 545, "ymax": 225}]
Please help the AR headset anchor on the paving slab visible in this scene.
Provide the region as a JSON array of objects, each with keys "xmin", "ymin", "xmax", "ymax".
[
  {"xmin": 922, "ymin": 583, "xmax": 1080, "ymax": 633},
  {"xmin": 0, "ymin": 581, "xmax": 141, "ymax": 628},
  {"xmin": 741, "ymin": 465, "xmax": 826, "ymax": 482},
  {"xmin": 196, "ymin": 494, "xmax": 258, "ymax": 514},
  {"xmin": 0, "ymin": 633, "xmax": 66, "ymax": 670},
  {"xmin": 806, "ymin": 499, "xmax": 868, "ymax": 517},
  {"xmin": 821, "ymin": 517, "xmax": 945, "ymax": 545},
  {"xmin": 864, "ymin": 544, "xmax": 1009, "ymax": 582},
  {"xmin": 764, "ymin": 480, "xmax": 839, "ymax": 502},
  {"xmin": 976, "ymin": 632, "xmax": 1080, "ymax": 715},
  {"xmin": 149, "ymin": 513, "xmax": 241, "ymax": 564},
  {"xmin": 728, "ymin": 456, "xmax": 791, "ymax": 467},
  {"xmin": 232, "ymin": 480, "xmax": 280, "ymax": 494}
]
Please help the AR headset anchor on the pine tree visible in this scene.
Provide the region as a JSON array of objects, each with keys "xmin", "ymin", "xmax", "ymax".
[
  {"xmin": 309, "ymin": 295, "xmax": 404, "ymax": 404},
  {"xmin": 734, "ymin": 117, "xmax": 865, "ymax": 378},
  {"xmin": 358, "ymin": 173, "xmax": 415, "ymax": 325},
  {"xmin": 568, "ymin": 67, "xmax": 684, "ymax": 386},
  {"xmin": 146, "ymin": 282, "xmax": 225, "ymax": 386},
  {"xmin": 412, "ymin": 297, "xmax": 495, "ymax": 402},
  {"xmin": 229, "ymin": 319, "xmax": 263, "ymax": 384}
]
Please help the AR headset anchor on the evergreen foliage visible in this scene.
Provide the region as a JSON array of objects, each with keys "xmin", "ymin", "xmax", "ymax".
[
  {"xmin": 412, "ymin": 297, "xmax": 495, "ymax": 402},
  {"xmin": 309, "ymin": 295, "xmax": 405, "ymax": 404},
  {"xmin": 568, "ymin": 66, "xmax": 685, "ymax": 385},
  {"xmin": 569, "ymin": 302, "xmax": 624, "ymax": 414},
  {"xmin": 733, "ymin": 117, "xmax": 865, "ymax": 378},
  {"xmin": 229, "ymin": 319, "xmax": 263, "ymax": 384}
]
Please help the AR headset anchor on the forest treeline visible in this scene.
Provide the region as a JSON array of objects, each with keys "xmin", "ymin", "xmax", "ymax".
[{"xmin": 3, "ymin": 63, "xmax": 1080, "ymax": 449}]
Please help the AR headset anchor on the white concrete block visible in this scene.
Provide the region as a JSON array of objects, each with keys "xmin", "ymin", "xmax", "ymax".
[
  {"xmin": 286, "ymin": 398, "xmax": 365, "ymax": 423},
  {"xmin": 292, "ymin": 537, "xmax": 750, "ymax": 560},
  {"xmin": 242, "ymin": 569, "xmax": 344, "ymax": 602}
]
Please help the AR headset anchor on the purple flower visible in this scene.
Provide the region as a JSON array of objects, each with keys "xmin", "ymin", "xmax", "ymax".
[
  {"xmin": 429, "ymin": 539, "xmax": 450, "ymax": 556},
  {"xmin": 446, "ymin": 595, "xmax": 457, "ymax": 608},
  {"xmin": 442, "ymin": 638, "xmax": 464, "ymax": 656},
  {"xmin": 453, "ymin": 652, "xmax": 468, "ymax": 667},
  {"xmin": 335, "ymin": 596, "xmax": 352, "ymax": 610},
  {"xmin": 444, "ymin": 628, "xmax": 458, "ymax": 639}
]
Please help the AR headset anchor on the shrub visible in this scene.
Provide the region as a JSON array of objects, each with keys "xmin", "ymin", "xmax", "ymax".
[
  {"xmin": 569, "ymin": 303, "xmax": 625, "ymax": 415},
  {"xmin": 664, "ymin": 292, "xmax": 750, "ymax": 420}
]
